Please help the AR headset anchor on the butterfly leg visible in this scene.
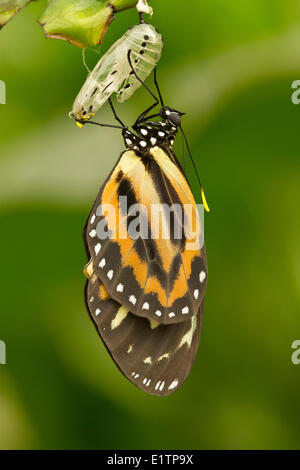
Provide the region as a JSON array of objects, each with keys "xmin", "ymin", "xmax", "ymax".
[
  {"xmin": 76, "ymin": 118, "xmax": 126, "ymax": 130},
  {"xmin": 108, "ymin": 97, "xmax": 126, "ymax": 127},
  {"xmin": 133, "ymin": 102, "xmax": 160, "ymax": 127},
  {"xmin": 153, "ymin": 68, "xmax": 164, "ymax": 107},
  {"xmin": 133, "ymin": 69, "xmax": 165, "ymax": 126},
  {"xmin": 126, "ymin": 49, "xmax": 160, "ymax": 125}
]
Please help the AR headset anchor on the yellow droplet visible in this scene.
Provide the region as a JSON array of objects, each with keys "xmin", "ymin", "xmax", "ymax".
[
  {"xmin": 76, "ymin": 122, "xmax": 84, "ymax": 128},
  {"xmin": 201, "ymin": 187, "xmax": 210, "ymax": 212}
]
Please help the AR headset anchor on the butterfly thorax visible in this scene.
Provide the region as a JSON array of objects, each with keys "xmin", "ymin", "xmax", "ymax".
[{"xmin": 122, "ymin": 120, "xmax": 177, "ymax": 153}]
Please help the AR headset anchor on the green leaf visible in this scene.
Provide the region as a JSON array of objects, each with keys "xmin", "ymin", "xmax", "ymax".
[
  {"xmin": 0, "ymin": 0, "xmax": 32, "ymax": 29},
  {"xmin": 110, "ymin": 0, "xmax": 139, "ymax": 12},
  {"xmin": 39, "ymin": 0, "xmax": 113, "ymax": 49},
  {"xmin": 38, "ymin": 0, "xmax": 143, "ymax": 50}
]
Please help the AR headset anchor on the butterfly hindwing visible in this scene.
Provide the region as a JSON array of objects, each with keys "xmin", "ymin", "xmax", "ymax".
[
  {"xmin": 85, "ymin": 264, "xmax": 204, "ymax": 396},
  {"xmin": 84, "ymin": 147, "xmax": 207, "ymax": 325}
]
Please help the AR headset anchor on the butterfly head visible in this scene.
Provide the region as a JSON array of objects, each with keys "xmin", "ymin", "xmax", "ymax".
[{"xmin": 160, "ymin": 106, "xmax": 185, "ymax": 128}]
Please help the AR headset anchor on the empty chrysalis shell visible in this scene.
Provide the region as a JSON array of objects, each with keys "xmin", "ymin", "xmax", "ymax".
[{"xmin": 71, "ymin": 23, "xmax": 163, "ymax": 123}]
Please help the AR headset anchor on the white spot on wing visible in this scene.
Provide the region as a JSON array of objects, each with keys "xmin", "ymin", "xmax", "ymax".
[
  {"xmin": 99, "ymin": 258, "xmax": 106, "ymax": 268},
  {"xmin": 155, "ymin": 310, "xmax": 162, "ymax": 317},
  {"xmin": 117, "ymin": 283, "xmax": 124, "ymax": 293},
  {"xmin": 155, "ymin": 381, "xmax": 161, "ymax": 391},
  {"xmin": 90, "ymin": 214, "xmax": 96, "ymax": 224},
  {"xmin": 182, "ymin": 306, "xmax": 189, "ymax": 314},
  {"xmin": 168, "ymin": 312, "xmax": 175, "ymax": 318},
  {"xmin": 143, "ymin": 356, "xmax": 152, "ymax": 364},
  {"xmin": 129, "ymin": 295, "xmax": 137, "ymax": 305},
  {"xmin": 199, "ymin": 271, "xmax": 206, "ymax": 283},
  {"xmin": 142, "ymin": 302, "xmax": 149, "ymax": 310},
  {"xmin": 94, "ymin": 243, "xmax": 101, "ymax": 255},
  {"xmin": 141, "ymin": 129, "xmax": 148, "ymax": 136},
  {"xmin": 89, "ymin": 229, "xmax": 97, "ymax": 238},
  {"xmin": 107, "ymin": 269, "xmax": 114, "ymax": 280},
  {"xmin": 140, "ymin": 140, "xmax": 147, "ymax": 147},
  {"xmin": 168, "ymin": 378, "xmax": 179, "ymax": 390},
  {"xmin": 178, "ymin": 315, "xmax": 197, "ymax": 349},
  {"xmin": 95, "ymin": 308, "xmax": 101, "ymax": 316},
  {"xmin": 194, "ymin": 289, "xmax": 199, "ymax": 300},
  {"xmin": 111, "ymin": 306, "xmax": 128, "ymax": 330},
  {"xmin": 158, "ymin": 353, "xmax": 169, "ymax": 361},
  {"xmin": 150, "ymin": 137, "xmax": 157, "ymax": 145}
]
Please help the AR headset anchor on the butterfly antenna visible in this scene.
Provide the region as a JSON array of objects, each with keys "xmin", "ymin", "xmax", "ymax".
[
  {"xmin": 76, "ymin": 119, "xmax": 125, "ymax": 130},
  {"xmin": 154, "ymin": 68, "xmax": 164, "ymax": 106},
  {"xmin": 179, "ymin": 126, "xmax": 210, "ymax": 212},
  {"xmin": 181, "ymin": 126, "xmax": 186, "ymax": 174}
]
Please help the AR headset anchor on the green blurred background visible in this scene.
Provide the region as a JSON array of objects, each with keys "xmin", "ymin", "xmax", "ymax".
[{"xmin": 0, "ymin": 0, "xmax": 300, "ymax": 450}]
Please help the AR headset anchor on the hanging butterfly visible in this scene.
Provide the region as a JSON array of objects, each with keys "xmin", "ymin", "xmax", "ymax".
[
  {"xmin": 79, "ymin": 52, "xmax": 209, "ymax": 396},
  {"xmin": 70, "ymin": 20, "xmax": 163, "ymax": 125}
]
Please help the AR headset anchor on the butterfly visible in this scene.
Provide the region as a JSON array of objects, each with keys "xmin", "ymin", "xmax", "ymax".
[
  {"xmin": 80, "ymin": 53, "xmax": 209, "ymax": 396},
  {"xmin": 71, "ymin": 21, "xmax": 163, "ymax": 125}
]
